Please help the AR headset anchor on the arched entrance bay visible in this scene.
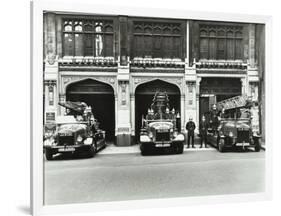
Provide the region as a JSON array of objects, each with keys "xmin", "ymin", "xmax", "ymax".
[
  {"xmin": 66, "ymin": 79, "xmax": 115, "ymax": 141},
  {"xmin": 199, "ymin": 77, "xmax": 242, "ymax": 120},
  {"xmin": 135, "ymin": 79, "xmax": 181, "ymax": 142}
]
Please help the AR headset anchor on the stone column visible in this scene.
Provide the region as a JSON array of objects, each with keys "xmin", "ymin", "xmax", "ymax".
[
  {"xmin": 185, "ymin": 21, "xmax": 189, "ymax": 66},
  {"xmin": 195, "ymin": 77, "xmax": 202, "ymax": 132},
  {"xmin": 130, "ymin": 94, "xmax": 135, "ymax": 138},
  {"xmin": 180, "ymin": 95, "xmax": 185, "ymax": 132},
  {"xmin": 249, "ymin": 82, "xmax": 259, "ymax": 102},
  {"xmin": 241, "ymin": 77, "xmax": 247, "ymax": 96},
  {"xmin": 249, "ymin": 24, "xmax": 256, "ymax": 68},
  {"xmin": 116, "ymin": 81, "xmax": 131, "ymax": 146},
  {"xmin": 44, "ymin": 12, "xmax": 57, "ymax": 59},
  {"xmin": 114, "ymin": 94, "xmax": 118, "ymax": 138},
  {"xmin": 58, "ymin": 94, "xmax": 66, "ymax": 115},
  {"xmin": 44, "ymin": 80, "xmax": 57, "ymax": 124}
]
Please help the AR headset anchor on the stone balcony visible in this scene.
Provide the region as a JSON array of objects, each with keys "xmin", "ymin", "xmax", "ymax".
[
  {"xmin": 58, "ymin": 56, "xmax": 118, "ymax": 67},
  {"xmin": 195, "ymin": 59, "xmax": 248, "ymax": 70},
  {"xmin": 131, "ymin": 57, "xmax": 185, "ymax": 68}
]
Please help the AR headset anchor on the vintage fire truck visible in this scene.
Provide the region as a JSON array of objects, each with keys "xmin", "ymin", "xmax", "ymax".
[
  {"xmin": 139, "ymin": 91, "xmax": 184, "ymax": 155},
  {"xmin": 44, "ymin": 101, "xmax": 106, "ymax": 160},
  {"xmin": 205, "ymin": 95, "xmax": 261, "ymax": 152}
]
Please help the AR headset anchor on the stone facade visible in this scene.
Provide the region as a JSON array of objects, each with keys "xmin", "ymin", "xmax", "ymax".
[{"xmin": 43, "ymin": 12, "xmax": 265, "ymax": 146}]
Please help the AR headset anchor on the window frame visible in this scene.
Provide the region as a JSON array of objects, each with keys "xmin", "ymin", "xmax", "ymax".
[
  {"xmin": 61, "ymin": 17, "xmax": 114, "ymax": 57},
  {"xmin": 199, "ymin": 24, "xmax": 244, "ymax": 60},
  {"xmin": 132, "ymin": 20, "xmax": 184, "ymax": 59}
]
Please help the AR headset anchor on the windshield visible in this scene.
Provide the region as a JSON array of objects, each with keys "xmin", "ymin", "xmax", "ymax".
[
  {"xmin": 58, "ymin": 123, "xmax": 87, "ymax": 131},
  {"xmin": 222, "ymin": 108, "xmax": 251, "ymax": 119}
]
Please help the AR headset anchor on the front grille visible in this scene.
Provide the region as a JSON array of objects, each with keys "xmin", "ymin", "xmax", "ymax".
[
  {"xmin": 237, "ymin": 130, "xmax": 250, "ymax": 143},
  {"xmin": 58, "ymin": 135, "xmax": 74, "ymax": 146},
  {"xmin": 155, "ymin": 132, "xmax": 170, "ymax": 142}
]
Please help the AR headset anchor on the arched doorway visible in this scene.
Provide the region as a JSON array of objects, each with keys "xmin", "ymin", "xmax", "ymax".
[
  {"xmin": 199, "ymin": 77, "xmax": 242, "ymax": 120},
  {"xmin": 135, "ymin": 79, "xmax": 181, "ymax": 142},
  {"xmin": 66, "ymin": 79, "xmax": 115, "ymax": 141}
]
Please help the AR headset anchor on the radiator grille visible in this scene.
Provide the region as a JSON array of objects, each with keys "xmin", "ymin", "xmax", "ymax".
[
  {"xmin": 237, "ymin": 130, "xmax": 250, "ymax": 143},
  {"xmin": 156, "ymin": 132, "xmax": 170, "ymax": 142},
  {"xmin": 58, "ymin": 135, "xmax": 74, "ymax": 146}
]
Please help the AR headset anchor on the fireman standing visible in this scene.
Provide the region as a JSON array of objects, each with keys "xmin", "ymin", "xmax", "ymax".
[
  {"xmin": 199, "ymin": 115, "xmax": 208, "ymax": 148},
  {"xmin": 186, "ymin": 117, "xmax": 196, "ymax": 148}
]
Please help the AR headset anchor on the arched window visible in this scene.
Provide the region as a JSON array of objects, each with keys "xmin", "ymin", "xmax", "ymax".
[
  {"xmin": 74, "ymin": 22, "xmax": 83, "ymax": 32},
  {"xmin": 64, "ymin": 21, "xmax": 72, "ymax": 32}
]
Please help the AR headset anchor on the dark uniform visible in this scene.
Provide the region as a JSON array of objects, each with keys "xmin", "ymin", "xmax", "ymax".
[
  {"xmin": 210, "ymin": 109, "xmax": 219, "ymax": 133},
  {"xmin": 199, "ymin": 121, "xmax": 208, "ymax": 148},
  {"xmin": 186, "ymin": 120, "xmax": 196, "ymax": 148}
]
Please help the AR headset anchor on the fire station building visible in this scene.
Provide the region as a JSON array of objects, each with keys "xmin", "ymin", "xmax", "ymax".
[{"xmin": 43, "ymin": 12, "xmax": 265, "ymax": 146}]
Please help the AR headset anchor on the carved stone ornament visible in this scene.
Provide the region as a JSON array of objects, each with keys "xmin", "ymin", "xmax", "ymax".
[
  {"xmin": 47, "ymin": 53, "xmax": 56, "ymax": 65},
  {"xmin": 61, "ymin": 76, "xmax": 117, "ymax": 94},
  {"xmin": 133, "ymin": 77, "xmax": 184, "ymax": 95}
]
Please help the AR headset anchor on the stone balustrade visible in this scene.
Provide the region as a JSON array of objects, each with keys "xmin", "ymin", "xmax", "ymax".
[
  {"xmin": 131, "ymin": 57, "xmax": 185, "ymax": 68},
  {"xmin": 196, "ymin": 59, "xmax": 247, "ymax": 69},
  {"xmin": 58, "ymin": 56, "xmax": 118, "ymax": 67}
]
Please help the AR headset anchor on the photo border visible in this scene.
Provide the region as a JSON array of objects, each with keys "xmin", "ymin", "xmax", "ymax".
[{"xmin": 31, "ymin": 0, "xmax": 273, "ymax": 215}]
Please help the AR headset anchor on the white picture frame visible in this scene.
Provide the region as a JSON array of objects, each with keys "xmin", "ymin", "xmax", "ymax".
[{"xmin": 31, "ymin": 0, "xmax": 273, "ymax": 215}]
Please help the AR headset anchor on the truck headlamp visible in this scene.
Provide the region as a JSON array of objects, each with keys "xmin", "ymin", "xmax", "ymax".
[
  {"xmin": 174, "ymin": 134, "xmax": 184, "ymax": 141},
  {"xmin": 229, "ymin": 131, "xmax": 234, "ymax": 137},
  {"xmin": 140, "ymin": 135, "xmax": 151, "ymax": 142},
  {"xmin": 173, "ymin": 131, "xmax": 178, "ymax": 138},
  {"xmin": 77, "ymin": 135, "xmax": 83, "ymax": 143}
]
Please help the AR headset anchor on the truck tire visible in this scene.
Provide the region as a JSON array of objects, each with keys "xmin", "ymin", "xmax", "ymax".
[
  {"xmin": 140, "ymin": 144, "xmax": 148, "ymax": 156},
  {"xmin": 254, "ymin": 138, "xmax": 261, "ymax": 152},
  {"xmin": 218, "ymin": 139, "xmax": 225, "ymax": 152},
  {"xmin": 45, "ymin": 149, "xmax": 53, "ymax": 161},
  {"xmin": 88, "ymin": 144, "xmax": 96, "ymax": 158},
  {"xmin": 176, "ymin": 143, "xmax": 184, "ymax": 154}
]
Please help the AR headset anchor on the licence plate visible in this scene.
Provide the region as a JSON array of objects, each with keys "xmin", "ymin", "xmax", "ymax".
[
  {"xmin": 155, "ymin": 143, "xmax": 170, "ymax": 147},
  {"xmin": 236, "ymin": 143, "xmax": 250, "ymax": 146},
  {"xmin": 58, "ymin": 147, "xmax": 75, "ymax": 152},
  {"xmin": 158, "ymin": 129, "xmax": 169, "ymax": 133}
]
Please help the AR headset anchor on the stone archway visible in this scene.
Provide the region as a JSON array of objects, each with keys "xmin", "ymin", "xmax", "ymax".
[
  {"xmin": 66, "ymin": 78, "xmax": 115, "ymax": 141},
  {"xmin": 134, "ymin": 79, "xmax": 181, "ymax": 142}
]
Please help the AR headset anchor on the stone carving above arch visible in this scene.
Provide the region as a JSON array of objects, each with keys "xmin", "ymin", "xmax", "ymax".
[
  {"xmin": 61, "ymin": 75, "xmax": 117, "ymax": 95},
  {"xmin": 132, "ymin": 77, "xmax": 185, "ymax": 96}
]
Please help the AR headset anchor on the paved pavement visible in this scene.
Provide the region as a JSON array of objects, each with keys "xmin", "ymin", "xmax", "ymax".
[
  {"xmin": 99, "ymin": 143, "xmax": 216, "ymax": 155},
  {"xmin": 44, "ymin": 147, "xmax": 265, "ymax": 205}
]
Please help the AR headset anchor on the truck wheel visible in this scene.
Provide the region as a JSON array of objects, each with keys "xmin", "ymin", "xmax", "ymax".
[
  {"xmin": 254, "ymin": 138, "xmax": 261, "ymax": 152},
  {"xmin": 218, "ymin": 139, "xmax": 225, "ymax": 152},
  {"xmin": 88, "ymin": 145, "xmax": 96, "ymax": 158},
  {"xmin": 140, "ymin": 145, "xmax": 147, "ymax": 156},
  {"xmin": 45, "ymin": 149, "xmax": 53, "ymax": 160},
  {"xmin": 176, "ymin": 143, "xmax": 184, "ymax": 154}
]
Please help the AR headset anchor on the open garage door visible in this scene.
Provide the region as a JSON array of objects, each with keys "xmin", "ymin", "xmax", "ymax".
[
  {"xmin": 135, "ymin": 79, "xmax": 181, "ymax": 142},
  {"xmin": 66, "ymin": 79, "xmax": 115, "ymax": 141},
  {"xmin": 199, "ymin": 77, "xmax": 242, "ymax": 121}
]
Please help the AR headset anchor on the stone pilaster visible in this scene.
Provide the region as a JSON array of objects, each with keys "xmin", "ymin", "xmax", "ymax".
[
  {"xmin": 116, "ymin": 80, "xmax": 131, "ymax": 146},
  {"xmin": 180, "ymin": 94, "xmax": 185, "ymax": 132},
  {"xmin": 249, "ymin": 24, "xmax": 256, "ymax": 68},
  {"xmin": 195, "ymin": 77, "xmax": 202, "ymax": 132},
  {"xmin": 44, "ymin": 80, "xmax": 57, "ymax": 124}
]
